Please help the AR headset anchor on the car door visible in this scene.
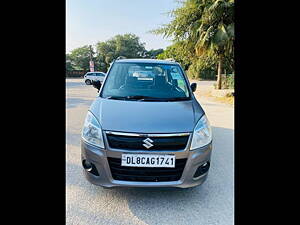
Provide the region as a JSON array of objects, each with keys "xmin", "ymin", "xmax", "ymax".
[
  {"xmin": 99, "ymin": 73, "xmax": 105, "ymax": 82},
  {"xmin": 89, "ymin": 73, "xmax": 97, "ymax": 81},
  {"xmin": 95, "ymin": 73, "xmax": 102, "ymax": 81},
  {"xmin": 85, "ymin": 72, "xmax": 92, "ymax": 81}
]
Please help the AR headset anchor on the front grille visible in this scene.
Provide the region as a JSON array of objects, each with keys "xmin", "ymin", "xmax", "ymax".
[
  {"xmin": 106, "ymin": 133, "xmax": 189, "ymax": 151},
  {"xmin": 108, "ymin": 157, "xmax": 187, "ymax": 182}
]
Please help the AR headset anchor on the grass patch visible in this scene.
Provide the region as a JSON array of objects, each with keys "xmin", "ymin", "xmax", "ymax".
[{"xmin": 211, "ymin": 95, "xmax": 234, "ymax": 105}]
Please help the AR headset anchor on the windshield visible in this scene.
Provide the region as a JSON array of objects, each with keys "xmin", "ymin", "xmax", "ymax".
[{"xmin": 100, "ymin": 62, "xmax": 191, "ymax": 101}]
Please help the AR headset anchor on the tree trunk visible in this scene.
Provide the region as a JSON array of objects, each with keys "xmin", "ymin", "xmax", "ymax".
[{"xmin": 216, "ymin": 57, "xmax": 223, "ymax": 89}]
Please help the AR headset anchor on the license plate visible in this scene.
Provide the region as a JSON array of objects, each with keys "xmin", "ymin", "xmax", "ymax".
[{"xmin": 121, "ymin": 154, "xmax": 176, "ymax": 168}]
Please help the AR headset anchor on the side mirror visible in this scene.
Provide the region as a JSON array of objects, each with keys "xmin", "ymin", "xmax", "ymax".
[
  {"xmin": 190, "ymin": 83, "xmax": 197, "ymax": 92},
  {"xmin": 92, "ymin": 80, "xmax": 102, "ymax": 91}
]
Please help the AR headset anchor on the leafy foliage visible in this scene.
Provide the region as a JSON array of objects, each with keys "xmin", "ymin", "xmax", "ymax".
[
  {"xmin": 153, "ymin": 0, "xmax": 234, "ymax": 87},
  {"xmin": 222, "ymin": 73, "xmax": 234, "ymax": 89},
  {"xmin": 67, "ymin": 34, "xmax": 165, "ymax": 73},
  {"xmin": 157, "ymin": 41, "xmax": 194, "ymax": 70},
  {"xmin": 195, "ymin": 0, "xmax": 234, "ymax": 59},
  {"xmin": 66, "ymin": 54, "xmax": 75, "ymax": 71},
  {"xmin": 144, "ymin": 48, "xmax": 164, "ymax": 58},
  {"xmin": 67, "ymin": 45, "xmax": 93, "ymax": 71},
  {"xmin": 96, "ymin": 34, "xmax": 147, "ymax": 71}
]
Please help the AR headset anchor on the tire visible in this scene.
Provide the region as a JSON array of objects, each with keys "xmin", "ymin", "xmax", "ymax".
[{"xmin": 85, "ymin": 79, "xmax": 91, "ymax": 85}]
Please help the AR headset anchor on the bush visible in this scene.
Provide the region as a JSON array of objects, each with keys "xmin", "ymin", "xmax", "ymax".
[
  {"xmin": 213, "ymin": 74, "xmax": 234, "ymax": 89},
  {"xmin": 186, "ymin": 60, "xmax": 217, "ymax": 80},
  {"xmin": 186, "ymin": 62, "xmax": 200, "ymax": 79},
  {"xmin": 66, "ymin": 70, "xmax": 87, "ymax": 78},
  {"xmin": 221, "ymin": 74, "xmax": 234, "ymax": 89}
]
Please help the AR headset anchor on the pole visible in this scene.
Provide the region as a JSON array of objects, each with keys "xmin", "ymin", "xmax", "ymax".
[
  {"xmin": 89, "ymin": 45, "xmax": 92, "ymax": 61},
  {"xmin": 89, "ymin": 45, "xmax": 94, "ymax": 72}
]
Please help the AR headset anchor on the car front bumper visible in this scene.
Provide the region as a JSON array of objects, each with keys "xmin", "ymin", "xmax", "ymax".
[{"xmin": 81, "ymin": 138, "xmax": 212, "ymax": 189}]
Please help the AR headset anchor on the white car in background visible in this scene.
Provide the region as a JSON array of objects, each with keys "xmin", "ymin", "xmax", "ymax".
[{"xmin": 84, "ymin": 72, "xmax": 106, "ymax": 85}]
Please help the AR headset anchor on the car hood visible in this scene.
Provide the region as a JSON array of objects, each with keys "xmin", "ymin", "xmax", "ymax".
[{"xmin": 90, "ymin": 98, "xmax": 204, "ymax": 133}]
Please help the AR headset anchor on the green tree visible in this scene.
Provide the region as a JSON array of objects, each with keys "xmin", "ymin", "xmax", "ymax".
[
  {"xmin": 145, "ymin": 48, "xmax": 164, "ymax": 58},
  {"xmin": 157, "ymin": 41, "xmax": 194, "ymax": 70},
  {"xmin": 96, "ymin": 34, "xmax": 147, "ymax": 71},
  {"xmin": 66, "ymin": 54, "xmax": 74, "ymax": 71},
  {"xmin": 153, "ymin": 0, "xmax": 234, "ymax": 89},
  {"xmin": 68, "ymin": 45, "xmax": 94, "ymax": 71},
  {"xmin": 196, "ymin": 0, "xmax": 234, "ymax": 89}
]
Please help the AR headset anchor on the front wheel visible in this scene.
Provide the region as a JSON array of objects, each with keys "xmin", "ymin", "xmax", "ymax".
[{"xmin": 85, "ymin": 79, "xmax": 91, "ymax": 85}]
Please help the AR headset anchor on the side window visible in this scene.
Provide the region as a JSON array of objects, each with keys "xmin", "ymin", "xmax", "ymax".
[{"xmin": 170, "ymin": 66, "xmax": 188, "ymax": 95}]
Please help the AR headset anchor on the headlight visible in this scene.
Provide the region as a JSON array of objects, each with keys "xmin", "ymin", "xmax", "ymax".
[
  {"xmin": 190, "ymin": 114, "xmax": 212, "ymax": 150},
  {"xmin": 81, "ymin": 111, "xmax": 104, "ymax": 148}
]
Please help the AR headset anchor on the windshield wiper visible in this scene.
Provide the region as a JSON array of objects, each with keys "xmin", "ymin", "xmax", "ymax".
[
  {"xmin": 126, "ymin": 96, "xmax": 190, "ymax": 101},
  {"xmin": 105, "ymin": 95, "xmax": 159, "ymax": 101},
  {"xmin": 164, "ymin": 97, "xmax": 190, "ymax": 101},
  {"xmin": 125, "ymin": 96, "xmax": 166, "ymax": 101},
  {"xmin": 126, "ymin": 95, "xmax": 153, "ymax": 100},
  {"xmin": 105, "ymin": 95, "xmax": 190, "ymax": 101},
  {"xmin": 105, "ymin": 96, "xmax": 127, "ymax": 100}
]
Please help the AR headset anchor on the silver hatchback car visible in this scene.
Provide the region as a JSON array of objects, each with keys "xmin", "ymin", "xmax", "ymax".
[{"xmin": 81, "ymin": 58, "xmax": 212, "ymax": 188}]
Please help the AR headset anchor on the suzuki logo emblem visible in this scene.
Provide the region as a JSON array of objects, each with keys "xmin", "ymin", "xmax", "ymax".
[{"xmin": 142, "ymin": 138, "xmax": 154, "ymax": 149}]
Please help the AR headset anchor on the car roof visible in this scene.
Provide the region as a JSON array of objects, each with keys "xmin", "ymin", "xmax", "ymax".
[
  {"xmin": 115, "ymin": 58, "xmax": 179, "ymax": 65},
  {"xmin": 86, "ymin": 71, "xmax": 103, "ymax": 73}
]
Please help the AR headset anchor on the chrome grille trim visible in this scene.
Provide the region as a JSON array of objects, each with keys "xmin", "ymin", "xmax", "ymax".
[{"xmin": 105, "ymin": 131, "xmax": 191, "ymax": 137}]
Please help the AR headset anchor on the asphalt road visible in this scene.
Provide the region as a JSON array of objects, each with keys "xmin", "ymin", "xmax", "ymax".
[{"xmin": 66, "ymin": 78, "xmax": 234, "ymax": 225}]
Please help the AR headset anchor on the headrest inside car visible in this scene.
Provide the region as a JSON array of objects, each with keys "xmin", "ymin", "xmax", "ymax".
[{"xmin": 125, "ymin": 76, "xmax": 153, "ymax": 88}]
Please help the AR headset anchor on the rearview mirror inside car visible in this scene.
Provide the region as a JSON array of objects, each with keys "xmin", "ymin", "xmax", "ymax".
[{"xmin": 190, "ymin": 83, "xmax": 197, "ymax": 92}]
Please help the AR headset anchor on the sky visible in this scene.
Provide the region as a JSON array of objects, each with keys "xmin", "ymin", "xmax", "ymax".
[{"xmin": 66, "ymin": 0, "xmax": 181, "ymax": 53}]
